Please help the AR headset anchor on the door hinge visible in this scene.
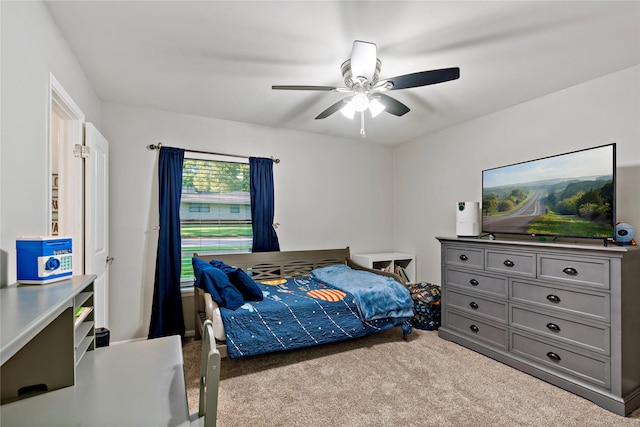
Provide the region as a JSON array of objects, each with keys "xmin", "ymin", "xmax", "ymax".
[{"xmin": 73, "ymin": 144, "xmax": 90, "ymax": 158}]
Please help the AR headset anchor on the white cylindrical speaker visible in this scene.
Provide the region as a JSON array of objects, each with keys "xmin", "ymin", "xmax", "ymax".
[{"xmin": 456, "ymin": 202, "xmax": 480, "ymax": 237}]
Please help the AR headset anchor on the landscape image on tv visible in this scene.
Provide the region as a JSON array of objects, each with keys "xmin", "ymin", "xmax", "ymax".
[{"xmin": 482, "ymin": 144, "xmax": 615, "ymax": 239}]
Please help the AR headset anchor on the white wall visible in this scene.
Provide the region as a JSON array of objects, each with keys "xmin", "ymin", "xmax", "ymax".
[
  {"xmin": 393, "ymin": 66, "xmax": 640, "ymax": 285},
  {"xmin": 0, "ymin": 1, "xmax": 102, "ymax": 287},
  {"xmin": 100, "ymin": 103, "xmax": 396, "ymax": 341}
]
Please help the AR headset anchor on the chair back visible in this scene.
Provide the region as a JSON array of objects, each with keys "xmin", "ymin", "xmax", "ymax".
[{"xmin": 199, "ymin": 320, "xmax": 221, "ymax": 427}]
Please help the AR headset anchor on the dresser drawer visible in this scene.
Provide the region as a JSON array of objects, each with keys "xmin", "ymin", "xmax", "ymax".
[
  {"xmin": 445, "ymin": 268, "xmax": 508, "ymax": 297},
  {"xmin": 510, "ymin": 306, "xmax": 610, "ymax": 355},
  {"xmin": 446, "ymin": 310, "xmax": 508, "ymax": 349},
  {"xmin": 486, "ymin": 250, "xmax": 535, "ymax": 277},
  {"xmin": 444, "ymin": 246, "xmax": 483, "ymax": 269},
  {"xmin": 510, "ymin": 332, "xmax": 610, "ymax": 389},
  {"xmin": 538, "ymin": 254, "xmax": 610, "ymax": 289},
  {"xmin": 511, "ymin": 280, "xmax": 610, "ymax": 322},
  {"xmin": 446, "ymin": 289, "xmax": 508, "ymax": 324}
]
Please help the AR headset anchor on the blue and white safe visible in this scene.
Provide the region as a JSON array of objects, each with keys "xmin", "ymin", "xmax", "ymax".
[{"xmin": 16, "ymin": 237, "xmax": 73, "ymax": 284}]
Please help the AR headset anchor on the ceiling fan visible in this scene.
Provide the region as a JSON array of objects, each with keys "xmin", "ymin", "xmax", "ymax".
[{"xmin": 272, "ymin": 40, "xmax": 460, "ymax": 137}]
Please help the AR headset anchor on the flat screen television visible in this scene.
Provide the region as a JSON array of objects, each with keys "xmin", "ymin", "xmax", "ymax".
[{"xmin": 482, "ymin": 143, "xmax": 616, "ymax": 241}]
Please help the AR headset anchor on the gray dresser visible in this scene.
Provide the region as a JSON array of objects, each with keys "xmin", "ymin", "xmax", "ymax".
[{"xmin": 437, "ymin": 237, "xmax": 640, "ymax": 416}]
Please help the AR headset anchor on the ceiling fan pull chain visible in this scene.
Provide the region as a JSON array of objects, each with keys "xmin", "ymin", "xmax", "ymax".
[{"xmin": 360, "ymin": 111, "xmax": 366, "ymax": 137}]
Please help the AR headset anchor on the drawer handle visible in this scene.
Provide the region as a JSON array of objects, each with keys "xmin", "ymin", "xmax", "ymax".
[
  {"xmin": 469, "ymin": 279, "xmax": 479, "ymax": 286},
  {"xmin": 546, "ymin": 323, "xmax": 561, "ymax": 332},
  {"xmin": 469, "ymin": 302, "xmax": 479, "ymax": 310},
  {"xmin": 546, "ymin": 294, "xmax": 561, "ymax": 304},
  {"xmin": 459, "ymin": 254, "xmax": 468, "ymax": 261},
  {"xmin": 470, "ymin": 324, "xmax": 479, "ymax": 333},
  {"xmin": 503, "ymin": 260, "xmax": 515, "ymax": 268},
  {"xmin": 562, "ymin": 267, "xmax": 578, "ymax": 276},
  {"xmin": 546, "ymin": 351, "xmax": 561, "ymax": 362}
]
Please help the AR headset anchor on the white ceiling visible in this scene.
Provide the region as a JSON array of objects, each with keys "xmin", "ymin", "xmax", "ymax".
[{"xmin": 44, "ymin": 1, "xmax": 640, "ymax": 145}]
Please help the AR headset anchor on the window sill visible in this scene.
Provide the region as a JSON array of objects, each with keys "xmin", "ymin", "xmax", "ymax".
[{"xmin": 180, "ymin": 286, "xmax": 195, "ymax": 296}]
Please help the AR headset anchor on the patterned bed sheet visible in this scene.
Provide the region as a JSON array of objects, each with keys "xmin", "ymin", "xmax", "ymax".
[{"xmin": 219, "ymin": 275, "xmax": 409, "ymax": 359}]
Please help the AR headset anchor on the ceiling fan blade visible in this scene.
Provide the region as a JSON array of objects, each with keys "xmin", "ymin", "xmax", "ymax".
[
  {"xmin": 384, "ymin": 67, "xmax": 460, "ymax": 90},
  {"xmin": 315, "ymin": 98, "xmax": 349, "ymax": 120},
  {"xmin": 272, "ymin": 85, "xmax": 338, "ymax": 91},
  {"xmin": 350, "ymin": 40, "xmax": 377, "ymax": 82},
  {"xmin": 375, "ymin": 93, "xmax": 410, "ymax": 116}
]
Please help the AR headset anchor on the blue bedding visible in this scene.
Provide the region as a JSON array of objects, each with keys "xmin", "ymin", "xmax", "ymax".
[
  {"xmin": 311, "ymin": 264, "xmax": 415, "ymax": 321},
  {"xmin": 219, "ymin": 275, "xmax": 411, "ymax": 359}
]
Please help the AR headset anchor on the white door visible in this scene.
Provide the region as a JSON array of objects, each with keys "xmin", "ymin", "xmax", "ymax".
[{"xmin": 84, "ymin": 123, "xmax": 110, "ymax": 329}]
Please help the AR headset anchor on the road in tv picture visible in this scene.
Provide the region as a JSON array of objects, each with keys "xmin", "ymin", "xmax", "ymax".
[{"xmin": 482, "ymin": 146, "xmax": 614, "ymax": 239}]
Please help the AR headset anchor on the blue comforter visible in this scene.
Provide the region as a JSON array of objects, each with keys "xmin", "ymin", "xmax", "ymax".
[
  {"xmin": 219, "ymin": 276, "xmax": 410, "ymax": 359},
  {"xmin": 311, "ymin": 264, "xmax": 414, "ymax": 320}
]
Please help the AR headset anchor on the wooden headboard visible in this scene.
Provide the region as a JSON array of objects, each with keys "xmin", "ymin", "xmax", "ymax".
[{"xmin": 194, "ymin": 247, "xmax": 351, "ymax": 281}]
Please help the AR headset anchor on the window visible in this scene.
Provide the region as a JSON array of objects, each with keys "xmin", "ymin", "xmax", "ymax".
[
  {"xmin": 180, "ymin": 154, "xmax": 252, "ymax": 284},
  {"xmin": 189, "ymin": 204, "xmax": 211, "ymax": 213}
]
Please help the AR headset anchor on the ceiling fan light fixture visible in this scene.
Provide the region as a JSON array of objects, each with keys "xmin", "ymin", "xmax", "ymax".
[
  {"xmin": 351, "ymin": 93, "xmax": 369, "ymax": 112},
  {"xmin": 340, "ymin": 101, "xmax": 356, "ymax": 119},
  {"xmin": 368, "ymin": 98, "xmax": 386, "ymax": 117}
]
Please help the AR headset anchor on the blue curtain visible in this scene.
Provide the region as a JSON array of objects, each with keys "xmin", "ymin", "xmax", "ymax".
[
  {"xmin": 149, "ymin": 147, "xmax": 186, "ymax": 339},
  {"xmin": 250, "ymin": 157, "xmax": 280, "ymax": 252}
]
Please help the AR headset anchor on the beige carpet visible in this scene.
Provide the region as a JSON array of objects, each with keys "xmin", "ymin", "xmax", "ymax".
[{"xmin": 183, "ymin": 329, "xmax": 640, "ymax": 426}]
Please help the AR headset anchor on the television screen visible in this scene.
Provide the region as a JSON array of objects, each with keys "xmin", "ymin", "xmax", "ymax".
[{"xmin": 482, "ymin": 143, "xmax": 616, "ymax": 240}]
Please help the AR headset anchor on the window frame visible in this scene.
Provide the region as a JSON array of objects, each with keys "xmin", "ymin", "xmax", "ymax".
[{"xmin": 180, "ymin": 153, "xmax": 252, "ymax": 286}]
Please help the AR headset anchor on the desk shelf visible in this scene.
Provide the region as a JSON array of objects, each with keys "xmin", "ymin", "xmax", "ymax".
[
  {"xmin": 0, "ymin": 275, "xmax": 96, "ymax": 404},
  {"xmin": 73, "ymin": 282, "xmax": 95, "ymax": 364},
  {"xmin": 75, "ymin": 333, "xmax": 95, "ymax": 366},
  {"xmin": 75, "ymin": 291, "xmax": 93, "ymax": 308}
]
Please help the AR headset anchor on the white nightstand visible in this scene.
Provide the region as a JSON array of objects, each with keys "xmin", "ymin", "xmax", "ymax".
[{"xmin": 351, "ymin": 252, "xmax": 415, "ymax": 283}]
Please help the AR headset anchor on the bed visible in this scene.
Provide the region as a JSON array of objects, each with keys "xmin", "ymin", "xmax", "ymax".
[{"xmin": 193, "ymin": 247, "xmax": 414, "ymax": 359}]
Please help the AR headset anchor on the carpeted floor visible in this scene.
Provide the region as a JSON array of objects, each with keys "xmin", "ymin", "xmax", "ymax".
[{"xmin": 183, "ymin": 328, "xmax": 640, "ymax": 426}]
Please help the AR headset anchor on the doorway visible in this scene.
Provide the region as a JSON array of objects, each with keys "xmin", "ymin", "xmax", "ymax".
[
  {"xmin": 49, "ymin": 74, "xmax": 111, "ymax": 330},
  {"xmin": 49, "ymin": 74, "xmax": 85, "ymax": 275}
]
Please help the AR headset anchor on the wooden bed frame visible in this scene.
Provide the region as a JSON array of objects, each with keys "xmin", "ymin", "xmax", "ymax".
[{"xmin": 193, "ymin": 247, "xmax": 404, "ymax": 357}]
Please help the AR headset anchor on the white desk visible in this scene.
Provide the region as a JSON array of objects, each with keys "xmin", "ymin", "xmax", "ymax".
[{"xmin": 0, "ymin": 335, "xmax": 189, "ymax": 426}]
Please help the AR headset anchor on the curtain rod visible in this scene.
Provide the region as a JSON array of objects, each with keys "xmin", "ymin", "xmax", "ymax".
[{"xmin": 147, "ymin": 142, "xmax": 280, "ymax": 164}]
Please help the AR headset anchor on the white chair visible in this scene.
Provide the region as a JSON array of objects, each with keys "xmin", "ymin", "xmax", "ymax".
[{"xmin": 190, "ymin": 320, "xmax": 221, "ymax": 427}]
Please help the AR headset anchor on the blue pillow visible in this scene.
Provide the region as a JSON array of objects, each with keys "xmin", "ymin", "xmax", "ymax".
[
  {"xmin": 209, "ymin": 259, "xmax": 263, "ymax": 302},
  {"xmin": 209, "ymin": 259, "xmax": 236, "ymax": 274},
  {"xmin": 192, "ymin": 258, "xmax": 244, "ymax": 310},
  {"xmin": 229, "ymin": 268, "xmax": 264, "ymax": 302}
]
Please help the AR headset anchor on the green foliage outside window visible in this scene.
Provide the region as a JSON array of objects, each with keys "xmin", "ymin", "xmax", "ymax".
[{"xmin": 182, "ymin": 159, "xmax": 249, "ymax": 193}]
